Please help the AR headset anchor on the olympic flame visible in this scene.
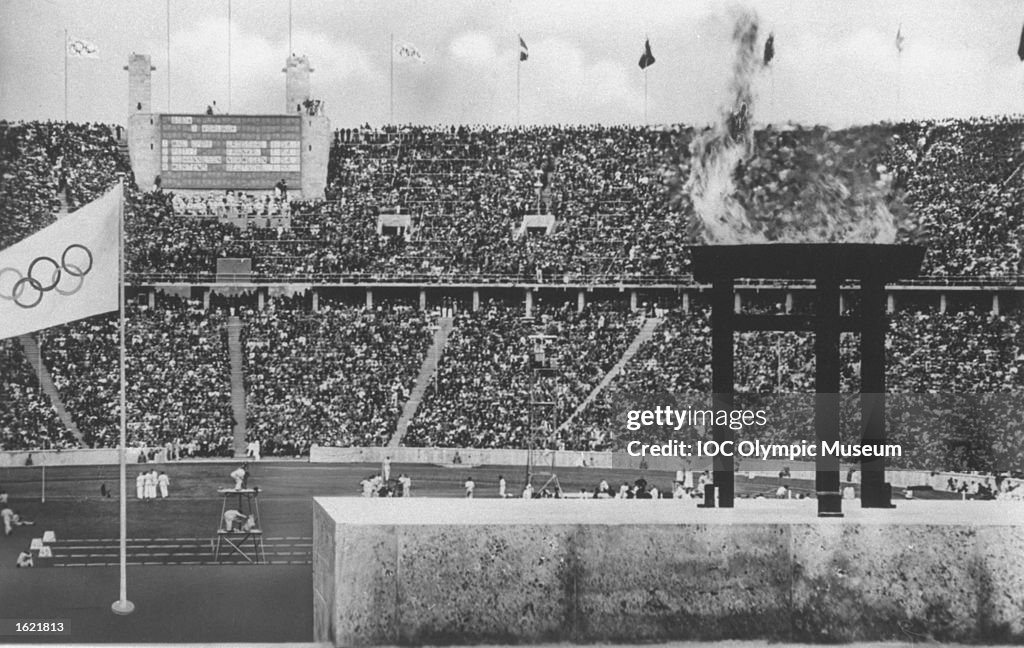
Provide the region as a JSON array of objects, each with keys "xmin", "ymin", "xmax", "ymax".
[{"xmin": 685, "ymin": 8, "xmax": 898, "ymax": 244}]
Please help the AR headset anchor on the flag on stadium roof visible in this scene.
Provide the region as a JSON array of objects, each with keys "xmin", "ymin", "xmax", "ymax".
[
  {"xmin": 895, "ymin": 25, "xmax": 905, "ymax": 54},
  {"xmin": 1018, "ymin": 23, "xmax": 1024, "ymax": 61},
  {"xmin": 519, "ymin": 36, "xmax": 529, "ymax": 62},
  {"xmin": 394, "ymin": 42, "xmax": 425, "ymax": 64},
  {"xmin": 638, "ymin": 38, "xmax": 655, "ymax": 70},
  {"xmin": 764, "ymin": 33, "xmax": 775, "ymax": 64},
  {"xmin": 67, "ymin": 36, "xmax": 99, "ymax": 59},
  {"xmin": 0, "ymin": 183, "xmax": 121, "ymax": 340}
]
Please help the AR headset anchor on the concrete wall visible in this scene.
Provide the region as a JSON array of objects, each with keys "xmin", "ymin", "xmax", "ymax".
[
  {"xmin": 309, "ymin": 444, "xmax": 613, "ymax": 469},
  {"xmin": 313, "ymin": 498, "xmax": 1024, "ymax": 646},
  {"xmin": 300, "ymin": 114, "xmax": 330, "ymax": 199},
  {"xmin": 0, "ymin": 448, "xmax": 155, "ymax": 468},
  {"xmin": 127, "ymin": 113, "xmax": 161, "ymax": 190}
]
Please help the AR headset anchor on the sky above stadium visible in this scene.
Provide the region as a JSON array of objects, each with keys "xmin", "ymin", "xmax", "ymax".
[{"xmin": 1, "ymin": 0, "xmax": 1022, "ymax": 127}]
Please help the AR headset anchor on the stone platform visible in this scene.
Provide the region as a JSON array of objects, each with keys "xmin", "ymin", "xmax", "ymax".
[{"xmin": 312, "ymin": 498, "xmax": 1024, "ymax": 646}]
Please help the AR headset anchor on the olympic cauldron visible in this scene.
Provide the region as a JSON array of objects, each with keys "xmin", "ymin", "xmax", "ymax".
[{"xmin": 688, "ymin": 243, "xmax": 925, "ymax": 517}]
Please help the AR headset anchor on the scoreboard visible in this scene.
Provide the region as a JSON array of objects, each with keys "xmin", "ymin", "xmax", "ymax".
[{"xmin": 158, "ymin": 114, "xmax": 302, "ymax": 190}]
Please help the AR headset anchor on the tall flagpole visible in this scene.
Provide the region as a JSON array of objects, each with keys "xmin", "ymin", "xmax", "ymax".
[
  {"xmin": 64, "ymin": 28, "xmax": 68, "ymax": 121},
  {"xmin": 389, "ymin": 33, "xmax": 394, "ymax": 124},
  {"xmin": 167, "ymin": 0, "xmax": 171, "ymax": 112},
  {"xmin": 227, "ymin": 0, "xmax": 232, "ymax": 113},
  {"xmin": 112, "ymin": 183, "xmax": 134, "ymax": 616},
  {"xmin": 516, "ymin": 34, "xmax": 521, "ymax": 127},
  {"xmin": 643, "ymin": 33, "xmax": 648, "ymax": 125},
  {"xmin": 288, "ymin": 0, "xmax": 293, "ymax": 54},
  {"xmin": 895, "ymin": 21, "xmax": 904, "ymax": 119}
]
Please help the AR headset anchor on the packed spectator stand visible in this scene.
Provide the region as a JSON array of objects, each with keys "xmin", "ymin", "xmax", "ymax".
[
  {"xmin": 244, "ymin": 296, "xmax": 434, "ymax": 455},
  {"xmin": 2, "ymin": 118, "xmax": 1024, "ymax": 476}
]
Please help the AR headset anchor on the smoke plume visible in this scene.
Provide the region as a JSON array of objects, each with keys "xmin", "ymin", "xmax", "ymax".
[{"xmin": 686, "ymin": 8, "xmax": 897, "ymax": 244}]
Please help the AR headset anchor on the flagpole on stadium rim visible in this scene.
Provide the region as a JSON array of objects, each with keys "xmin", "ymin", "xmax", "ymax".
[
  {"xmin": 112, "ymin": 183, "xmax": 134, "ymax": 616},
  {"xmin": 167, "ymin": 0, "xmax": 171, "ymax": 112},
  {"xmin": 63, "ymin": 28, "xmax": 68, "ymax": 121},
  {"xmin": 516, "ymin": 34, "xmax": 521, "ymax": 127},
  {"xmin": 227, "ymin": 0, "xmax": 232, "ymax": 114},
  {"xmin": 389, "ymin": 33, "xmax": 395, "ymax": 125},
  {"xmin": 643, "ymin": 33, "xmax": 648, "ymax": 126}
]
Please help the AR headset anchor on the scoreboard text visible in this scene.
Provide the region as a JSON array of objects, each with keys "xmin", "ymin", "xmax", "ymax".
[{"xmin": 158, "ymin": 115, "xmax": 302, "ymax": 190}]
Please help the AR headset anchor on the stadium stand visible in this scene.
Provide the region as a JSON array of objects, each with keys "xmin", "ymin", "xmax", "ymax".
[
  {"xmin": 402, "ymin": 300, "xmax": 640, "ymax": 449},
  {"xmin": 244, "ymin": 296, "xmax": 435, "ymax": 455},
  {"xmin": 0, "ymin": 338, "xmax": 75, "ymax": 451},
  {"xmin": 2, "ymin": 117, "xmax": 1024, "ymax": 477}
]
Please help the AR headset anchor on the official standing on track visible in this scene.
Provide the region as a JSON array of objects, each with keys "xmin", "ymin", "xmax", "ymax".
[
  {"xmin": 231, "ymin": 463, "xmax": 249, "ymax": 490},
  {"xmin": 144, "ymin": 469, "xmax": 158, "ymax": 500}
]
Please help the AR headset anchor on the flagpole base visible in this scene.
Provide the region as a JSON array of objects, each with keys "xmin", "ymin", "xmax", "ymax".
[{"xmin": 111, "ymin": 599, "xmax": 135, "ymax": 616}]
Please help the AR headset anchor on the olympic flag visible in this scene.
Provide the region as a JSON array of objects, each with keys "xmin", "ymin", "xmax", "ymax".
[{"xmin": 0, "ymin": 183, "xmax": 121, "ymax": 340}]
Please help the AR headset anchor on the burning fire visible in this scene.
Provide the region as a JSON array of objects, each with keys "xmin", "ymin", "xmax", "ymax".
[{"xmin": 686, "ymin": 8, "xmax": 898, "ymax": 244}]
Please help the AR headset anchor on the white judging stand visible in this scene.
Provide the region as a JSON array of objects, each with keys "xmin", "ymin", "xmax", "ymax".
[{"xmin": 214, "ymin": 488, "xmax": 266, "ymax": 564}]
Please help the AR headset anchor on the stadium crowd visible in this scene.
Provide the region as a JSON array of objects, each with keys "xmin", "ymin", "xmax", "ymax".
[
  {"xmin": 2, "ymin": 116, "xmax": 1024, "ymax": 477},
  {"xmin": 34, "ymin": 297, "xmax": 235, "ymax": 454},
  {"xmin": 244, "ymin": 296, "xmax": 434, "ymax": 455},
  {"xmin": 3, "ymin": 118, "xmax": 1024, "ymax": 283},
  {"xmin": 0, "ymin": 339, "xmax": 74, "ymax": 451},
  {"xmin": 171, "ymin": 190, "xmax": 292, "ymax": 218},
  {"xmin": 404, "ymin": 300, "xmax": 641, "ymax": 449}
]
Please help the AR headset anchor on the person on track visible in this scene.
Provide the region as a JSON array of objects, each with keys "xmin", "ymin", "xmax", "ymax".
[
  {"xmin": 145, "ymin": 469, "xmax": 159, "ymax": 500},
  {"xmin": 2, "ymin": 508, "xmax": 35, "ymax": 536},
  {"xmin": 230, "ymin": 463, "xmax": 250, "ymax": 490},
  {"xmin": 222, "ymin": 509, "xmax": 257, "ymax": 533}
]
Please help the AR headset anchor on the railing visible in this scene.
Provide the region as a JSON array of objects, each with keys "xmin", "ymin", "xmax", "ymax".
[
  {"xmin": 129, "ymin": 271, "xmax": 690, "ymax": 286},
  {"xmin": 127, "ymin": 268, "xmax": 1024, "ymax": 289},
  {"xmin": 127, "ymin": 270, "xmax": 1024, "ymax": 288}
]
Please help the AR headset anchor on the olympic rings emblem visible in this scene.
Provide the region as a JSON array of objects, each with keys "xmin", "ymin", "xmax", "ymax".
[{"xmin": 0, "ymin": 244, "xmax": 93, "ymax": 309}]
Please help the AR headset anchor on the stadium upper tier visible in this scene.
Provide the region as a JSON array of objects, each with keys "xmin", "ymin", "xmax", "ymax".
[{"xmin": 2, "ymin": 117, "xmax": 1024, "ymax": 282}]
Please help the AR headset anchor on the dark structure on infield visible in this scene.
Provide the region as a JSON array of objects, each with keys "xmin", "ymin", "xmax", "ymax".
[{"xmin": 690, "ymin": 244, "xmax": 925, "ymax": 517}]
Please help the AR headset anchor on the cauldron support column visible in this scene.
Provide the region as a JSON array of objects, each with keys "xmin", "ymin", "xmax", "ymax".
[
  {"xmin": 711, "ymin": 277, "xmax": 735, "ymax": 507},
  {"xmin": 860, "ymin": 279, "xmax": 894, "ymax": 507},
  {"xmin": 815, "ymin": 278, "xmax": 843, "ymax": 517}
]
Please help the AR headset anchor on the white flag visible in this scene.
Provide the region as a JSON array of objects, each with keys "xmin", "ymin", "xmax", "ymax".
[
  {"xmin": 394, "ymin": 42, "xmax": 425, "ymax": 64},
  {"xmin": 0, "ymin": 184, "xmax": 121, "ymax": 340},
  {"xmin": 67, "ymin": 37, "xmax": 100, "ymax": 58}
]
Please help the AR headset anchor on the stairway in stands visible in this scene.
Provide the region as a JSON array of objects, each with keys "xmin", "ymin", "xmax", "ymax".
[
  {"xmin": 18, "ymin": 334, "xmax": 84, "ymax": 446},
  {"xmin": 388, "ymin": 316, "xmax": 455, "ymax": 447},
  {"xmin": 226, "ymin": 316, "xmax": 248, "ymax": 457},
  {"xmin": 57, "ymin": 191, "xmax": 70, "ymax": 217},
  {"xmin": 558, "ymin": 316, "xmax": 663, "ymax": 433}
]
